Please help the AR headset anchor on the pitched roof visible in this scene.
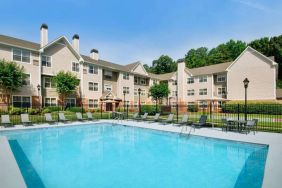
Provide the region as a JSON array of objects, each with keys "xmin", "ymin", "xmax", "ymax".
[
  {"xmin": 124, "ymin": 61, "xmax": 140, "ymax": 72},
  {"xmin": 148, "ymin": 72, "xmax": 176, "ymax": 80},
  {"xmin": 187, "ymin": 62, "xmax": 232, "ymax": 76},
  {"xmin": 0, "ymin": 34, "xmax": 40, "ymax": 50},
  {"xmin": 277, "ymin": 89, "xmax": 282, "ymax": 99}
]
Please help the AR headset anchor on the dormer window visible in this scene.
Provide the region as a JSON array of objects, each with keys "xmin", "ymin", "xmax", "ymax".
[{"xmin": 72, "ymin": 62, "xmax": 79, "ymax": 72}]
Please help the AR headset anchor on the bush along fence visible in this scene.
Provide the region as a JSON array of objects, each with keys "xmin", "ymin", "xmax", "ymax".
[{"xmin": 0, "ymin": 102, "xmax": 282, "ymax": 133}]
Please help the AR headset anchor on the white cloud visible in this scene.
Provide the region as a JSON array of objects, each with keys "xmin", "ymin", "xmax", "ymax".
[{"xmin": 232, "ymin": 0, "xmax": 279, "ymax": 13}]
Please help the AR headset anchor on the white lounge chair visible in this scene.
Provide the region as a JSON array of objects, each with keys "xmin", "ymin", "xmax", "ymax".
[
  {"xmin": 148, "ymin": 113, "xmax": 160, "ymax": 122},
  {"xmin": 58, "ymin": 112, "xmax": 70, "ymax": 122},
  {"xmin": 21, "ymin": 114, "xmax": 33, "ymax": 126},
  {"xmin": 1, "ymin": 115, "xmax": 13, "ymax": 127},
  {"xmin": 76, "ymin": 112, "xmax": 87, "ymax": 121},
  {"xmin": 175, "ymin": 114, "xmax": 189, "ymax": 126},
  {"xmin": 45, "ymin": 113, "xmax": 56, "ymax": 124},
  {"xmin": 162, "ymin": 113, "xmax": 174, "ymax": 125}
]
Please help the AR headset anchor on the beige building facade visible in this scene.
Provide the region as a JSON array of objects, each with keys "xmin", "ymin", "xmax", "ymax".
[{"xmin": 0, "ymin": 24, "xmax": 279, "ymax": 111}]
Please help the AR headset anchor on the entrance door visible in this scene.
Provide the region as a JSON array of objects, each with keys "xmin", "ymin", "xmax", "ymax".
[{"xmin": 106, "ymin": 103, "xmax": 113, "ymax": 111}]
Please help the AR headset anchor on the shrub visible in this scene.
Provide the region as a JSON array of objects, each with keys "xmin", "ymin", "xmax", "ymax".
[
  {"xmin": 222, "ymin": 103, "xmax": 282, "ymax": 115},
  {"xmin": 27, "ymin": 108, "xmax": 40, "ymax": 115},
  {"xmin": 43, "ymin": 106, "xmax": 60, "ymax": 112},
  {"xmin": 187, "ymin": 105, "xmax": 198, "ymax": 112},
  {"xmin": 141, "ymin": 105, "xmax": 160, "ymax": 115},
  {"xmin": 67, "ymin": 107, "xmax": 85, "ymax": 113}
]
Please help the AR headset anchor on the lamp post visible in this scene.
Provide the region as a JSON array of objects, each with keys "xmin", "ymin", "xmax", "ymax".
[
  {"xmin": 37, "ymin": 84, "xmax": 41, "ymax": 109},
  {"xmin": 138, "ymin": 88, "xmax": 141, "ymax": 116},
  {"xmin": 123, "ymin": 90, "xmax": 126, "ymax": 113},
  {"xmin": 243, "ymin": 78, "xmax": 249, "ymax": 121}
]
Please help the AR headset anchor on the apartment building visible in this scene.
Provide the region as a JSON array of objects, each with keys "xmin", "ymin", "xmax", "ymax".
[{"xmin": 0, "ymin": 24, "xmax": 279, "ymax": 111}]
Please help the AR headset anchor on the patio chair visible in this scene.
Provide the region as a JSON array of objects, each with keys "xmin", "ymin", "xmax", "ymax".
[
  {"xmin": 175, "ymin": 114, "xmax": 189, "ymax": 126},
  {"xmin": 21, "ymin": 114, "xmax": 33, "ymax": 126},
  {"xmin": 147, "ymin": 113, "xmax": 161, "ymax": 123},
  {"xmin": 1, "ymin": 115, "xmax": 13, "ymax": 127},
  {"xmin": 58, "ymin": 112, "xmax": 70, "ymax": 123},
  {"xmin": 129, "ymin": 113, "xmax": 139, "ymax": 121},
  {"xmin": 86, "ymin": 112, "xmax": 97, "ymax": 121},
  {"xmin": 162, "ymin": 113, "xmax": 174, "ymax": 125},
  {"xmin": 191, "ymin": 115, "xmax": 207, "ymax": 128},
  {"xmin": 76, "ymin": 112, "xmax": 87, "ymax": 121},
  {"xmin": 244, "ymin": 119, "xmax": 258, "ymax": 134},
  {"xmin": 136, "ymin": 113, "xmax": 148, "ymax": 121},
  {"xmin": 221, "ymin": 118, "xmax": 235, "ymax": 131},
  {"xmin": 45, "ymin": 113, "xmax": 56, "ymax": 124}
]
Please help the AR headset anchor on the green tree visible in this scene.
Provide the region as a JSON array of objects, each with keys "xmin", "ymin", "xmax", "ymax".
[
  {"xmin": 249, "ymin": 37, "xmax": 271, "ymax": 56},
  {"xmin": 0, "ymin": 59, "xmax": 27, "ymax": 106},
  {"xmin": 151, "ymin": 55, "xmax": 176, "ymax": 74},
  {"xmin": 149, "ymin": 83, "xmax": 170, "ymax": 110},
  {"xmin": 185, "ymin": 47, "xmax": 208, "ymax": 68},
  {"xmin": 143, "ymin": 64, "xmax": 152, "ymax": 73},
  {"xmin": 52, "ymin": 71, "xmax": 80, "ymax": 108},
  {"xmin": 208, "ymin": 40, "xmax": 246, "ymax": 65}
]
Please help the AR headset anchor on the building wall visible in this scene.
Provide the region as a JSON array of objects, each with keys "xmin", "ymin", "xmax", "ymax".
[{"xmin": 227, "ymin": 50, "xmax": 276, "ymax": 100}]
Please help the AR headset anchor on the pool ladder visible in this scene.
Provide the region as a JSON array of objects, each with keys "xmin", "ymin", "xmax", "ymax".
[{"xmin": 179, "ymin": 125, "xmax": 194, "ymax": 137}]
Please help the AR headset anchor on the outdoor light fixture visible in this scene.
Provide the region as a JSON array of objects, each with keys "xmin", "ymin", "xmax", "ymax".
[{"xmin": 243, "ymin": 78, "xmax": 249, "ymax": 121}]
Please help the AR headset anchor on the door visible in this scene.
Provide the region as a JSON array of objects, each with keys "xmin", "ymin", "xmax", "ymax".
[{"xmin": 106, "ymin": 103, "xmax": 113, "ymax": 111}]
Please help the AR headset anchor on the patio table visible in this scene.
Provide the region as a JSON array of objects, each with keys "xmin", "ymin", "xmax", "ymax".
[{"xmin": 227, "ymin": 119, "xmax": 247, "ymax": 132}]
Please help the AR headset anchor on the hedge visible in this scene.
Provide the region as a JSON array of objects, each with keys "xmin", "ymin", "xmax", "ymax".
[{"xmin": 222, "ymin": 103, "xmax": 282, "ymax": 115}]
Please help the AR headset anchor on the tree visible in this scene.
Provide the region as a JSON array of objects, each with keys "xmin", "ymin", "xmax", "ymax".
[
  {"xmin": 151, "ymin": 55, "xmax": 176, "ymax": 74},
  {"xmin": 0, "ymin": 59, "xmax": 27, "ymax": 106},
  {"xmin": 149, "ymin": 83, "xmax": 170, "ymax": 110},
  {"xmin": 143, "ymin": 64, "xmax": 152, "ymax": 73},
  {"xmin": 208, "ymin": 40, "xmax": 246, "ymax": 65},
  {"xmin": 52, "ymin": 71, "xmax": 80, "ymax": 108},
  {"xmin": 249, "ymin": 37, "xmax": 271, "ymax": 56},
  {"xmin": 185, "ymin": 47, "xmax": 208, "ymax": 68}
]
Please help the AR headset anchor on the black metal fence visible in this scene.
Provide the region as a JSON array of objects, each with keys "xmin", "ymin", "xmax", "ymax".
[{"xmin": 1, "ymin": 102, "xmax": 282, "ymax": 133}]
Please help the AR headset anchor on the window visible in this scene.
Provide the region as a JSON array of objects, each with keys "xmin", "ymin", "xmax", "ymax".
[
  {"xmin": 89, "ymin": 82, "xmax": 98, "ymax": 91},
  {"xmin": 199, "ymin": 88, "xmax": 207, "ymax": 95},
  {"xmin": 199, "ymin": 101, "xmax": 208, "ymax": 109},
  {"xmin": 123, "ymin": 72, "xmax": 129, "ymax": 80},
  {"xmin": 89, "ymin": 99, "xmax": 98, "ymax": 108},
  {"xmin": 12, "ymin": 96, "xmax": 31, "ymax": 108},
  {"xmin": 24, "ymin": 74, "xmax": 30, "ymax": 85},
  {"xmin": 65, "ymin": 98, "xmax": 76, "ymax": 107},
  {"xmin": 104, "ymin": 84, "xmax": 112, "ymax": 92},
  {"xmin": 134, "ymin": 77, "xmax": 138, "ymax": 84},
  {"xmin": 44, "ymin": 77, "xmax": 55, "ymax": 88},
  {"xmin": 44, "ymin": 97, "xmax": 56, "ymax": 107},
  {"xmin": 141, "ymin": 89, "xmax": 146, "ymax": 96},
  {"xmin": 89, "ymin": 65, "xmax": 98, "ymax": 74},
  {"xmin": 218, "ymin": 101, "xmax": 225, "ymax": 109},
  {"xmin": 134, "ymin": 89, "xmax": 137, "ymax": 96},
  {"xmin": 104, "ymin": 70, "xmax": 112, "ymax": 79},
  {"xmin": 172, "ymin": 80, "xmax": 177, "ymax": 85},
  {"xmin": 218, "ymin": 87, "xmax": 226, "ymax": 96},
  {"xmin": 41, "ymin": 55, "xmax": 51, "ymax": 67},
  {"xmin": 140, "ymin": 78, "xmax": 146, "ymax": 85},
  {"xmin": 123, "ymin": 87, "xmax": 130, "ymax": 94},
  {"xmin": 217, "ymin": 75, "xmax": 226, "ymax": 82},
  {"xmin": 187, "ymin": 77, "xmax": 194, "ymax": 84},
  {"xmin": 199, "ymin": 75, "xmax": 207, "ymax": 83},
  {"xmin": 72, "ymin": 62, "xmax": 79, "ymax": 72},
  {"xmin": 172, "ymin": 91, "xmax": 177, "ymax": 96},
  {"xmin": 13, "ymin": 49, "xmax": 30, "ymax": 63},
  {"xmin": 187, "ymin": 89, "xmax": 195, "ymax": 96}
]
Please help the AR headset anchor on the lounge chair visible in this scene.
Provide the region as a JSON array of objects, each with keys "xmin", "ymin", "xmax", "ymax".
[
  {"xmin": 191, "ymin": 115, "xmax": 207, "ymax": 128},
  {"xmin": 244, "ymin": 119, "xmax": 258, "ymax": 134},
  {"xmin": 129, "ymin": 113, "xmax": 139, "ymax": 121},
  {"xmin": 175, "ymin": 114, "xmax": 189, "ymax": 126},
  {"xmin": 58, "ymin": 112, "xmax": 70, "ymax": 122},
  {"xmin": 21, "ymin": 114, "xmax": 33, "ymax": 126},
  {"xmin": 76, "ymin": 112, "xmax": 87, "ymax": 121},
  {"xmin": 162, "ymin": 113, "xmax": 174, "ymax": 125},
  {"xmin": 45, "ymin": 113, "xmax": 56, "ymax": 124},
  {"xmin": 147, "ymin": 113, "xmax": 160, "ymax": 123},
  {"xmin": 1, "ymin": 115, "xmax": 13, "ymax": 127},
  {"xmin": 86, "ymin": 112, "xmax": 97, "ymax": 121},
  {"xmin": 136, "ymin": 113, "xmax": 148, "ymax": 121}
]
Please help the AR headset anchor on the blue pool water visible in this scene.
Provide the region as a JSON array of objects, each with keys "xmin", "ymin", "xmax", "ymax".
[{"xmin": 1, "ymin": 123, "xmax": 268, "ymax": 188}]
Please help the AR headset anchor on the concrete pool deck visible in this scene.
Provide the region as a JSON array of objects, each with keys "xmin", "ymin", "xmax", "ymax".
[{"xmin": 0, "ymin": 120, "xmax": 282, "ymax": 188}]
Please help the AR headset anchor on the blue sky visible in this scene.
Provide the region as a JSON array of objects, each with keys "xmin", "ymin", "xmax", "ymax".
[{"xmin": 0, "ymin": 0, "xmax": 282, "ymax": 65}]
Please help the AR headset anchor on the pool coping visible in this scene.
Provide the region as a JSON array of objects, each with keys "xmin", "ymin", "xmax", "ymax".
[{"xmin": 0, "ymin": 120, "xmax": 282, "ymax": 188}]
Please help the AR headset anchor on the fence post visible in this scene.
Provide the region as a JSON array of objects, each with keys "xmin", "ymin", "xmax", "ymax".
[
  {"xmin": 237, "ymin": 104, "xmax": 240, "ymax": 121},
  {"xmin": 126, "ymin": 104, "xmax": 128, "ymax": 119}
]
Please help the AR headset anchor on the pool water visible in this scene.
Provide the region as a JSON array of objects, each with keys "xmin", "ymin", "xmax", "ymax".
[{"xmin": 1, "ymin": 123, "xmax": 268, "ymax": 188}]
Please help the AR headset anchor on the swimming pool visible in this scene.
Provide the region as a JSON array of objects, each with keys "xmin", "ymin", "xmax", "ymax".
[{"xmin": 1, "ymin": 123, "xmax": 268, "ymax": 188}]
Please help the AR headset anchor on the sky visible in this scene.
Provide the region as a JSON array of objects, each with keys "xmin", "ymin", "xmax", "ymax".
[{"xmin": 0, "ymin": 0, "xmax": 282, "ymax": 65}]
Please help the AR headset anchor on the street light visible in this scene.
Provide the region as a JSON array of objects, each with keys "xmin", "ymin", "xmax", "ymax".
[
  {"xmin": 138, "ymin": 88, "xmax": 141, "ymax": 116},
  {"xmin": 123, "ymin": 90, "xmax": 126, "ymax": 113},
  {"xmin": 37, "ymin": 84, "xmax": 41, "ymax": 108},
  {"xmin": 243, "ymin": 78, "xmax": 249, "ymax": 121}
]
